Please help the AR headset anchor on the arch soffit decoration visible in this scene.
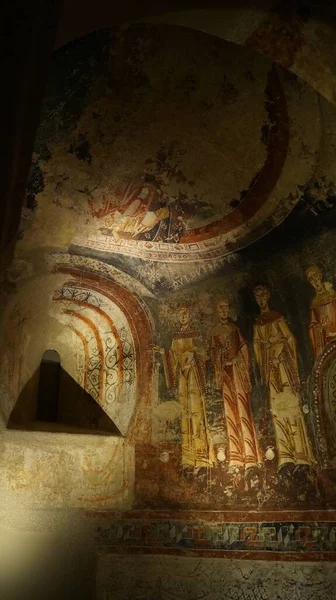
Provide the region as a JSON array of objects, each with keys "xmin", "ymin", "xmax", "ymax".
[{"xmin": 54, "ymin": 267, "xmax": 154, "ymax": 439}]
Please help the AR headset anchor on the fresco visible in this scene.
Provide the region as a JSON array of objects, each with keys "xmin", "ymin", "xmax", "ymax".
[
  {"xmin": 4, "ymin": 436, "xmax": 133, "ymax": 508},
  {"xmin": 4, "ymin": 21, "xmax": 336, "ymax": 565},
  {"xmin": 21, "ymin": 25, "xmax": 320, "ymax": 267},
  {"xmin": 95, "ymin": 517, "xmax": 336, "ymax": 558},
  {"xmin": 132, "ymin": 223, "xmax": 336, "ymax": 511},
  {"xmin": 8, "ymin": 214, "xmax": 336, "ymax": 514},
  {"xmin": 154, "ymin": 306, "xmax": 215, "ymax": 470},
  {"xmin": 210, "ymin": 299, "xmax": 262, "ymax": 471},
  {"xmin": 253, "ymin": 285, "xmax": 313, "ymax": 470},
  {"xmin": 49, "ymin": 271, "xmax": 153, "ymax": 437},
  {"xmin": 89, "ymin": 176, "xmax": 190, "ymax": 244}
]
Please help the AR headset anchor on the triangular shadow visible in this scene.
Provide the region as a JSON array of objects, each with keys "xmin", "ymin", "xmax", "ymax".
[{"xmin": 8, "ymin": 366, "xmax": 121, "ymax": 436}]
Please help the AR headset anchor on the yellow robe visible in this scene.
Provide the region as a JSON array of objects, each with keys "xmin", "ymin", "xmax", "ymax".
[
  {"xmin": 163, "ymin": 331, "xmax": 215, "ymax": 468},
  {"xmin": 253, "ymin": 311, "xmax": 313, "ymax": 468}
]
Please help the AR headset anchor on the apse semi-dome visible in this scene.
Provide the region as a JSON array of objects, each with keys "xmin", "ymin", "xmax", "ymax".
[{"xmin": 26, "ymin": 24, "xmax": 320, "ymax": 265}]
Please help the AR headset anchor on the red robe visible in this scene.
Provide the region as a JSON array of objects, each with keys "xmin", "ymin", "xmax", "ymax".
[
  {"xmin": 210, "ymin": 323, "xmax": 262, "ymax": 470},
  {"xmin": 309, "ymin": 290, "xmax": 336, "ymax": 358}
]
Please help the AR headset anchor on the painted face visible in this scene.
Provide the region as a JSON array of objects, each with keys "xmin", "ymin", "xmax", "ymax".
[
  {"xmin": 138, "ymin": 187, "xmax": 150, "ymax": 200},
  {"xmin": 179, "ymin": 309, "xmax": 190, "ymax": 326},
  {"xmin": 217, "ymin": 301, "xmax": 229, "ymax": 320},
  {"xmin": 254, "ymin": 288, "xmax": 270, "ymax": 310},
  {"xmin": 307, "ymin": 270, "xmax": 324, "ymax": 293}
]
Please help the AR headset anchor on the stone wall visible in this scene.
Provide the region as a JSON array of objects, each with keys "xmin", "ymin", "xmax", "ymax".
[{"xmin": 1, "ymin": 19, "xmax": 336, "ymax": 599}]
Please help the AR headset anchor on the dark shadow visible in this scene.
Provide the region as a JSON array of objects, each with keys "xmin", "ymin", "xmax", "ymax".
[
  {"xmin": 7, "ymin": 364, "xmax": 121, "ymax": 436},
  {"xmin": 36, "ymin": 349, "xmax": 60, "ymax": 422}
]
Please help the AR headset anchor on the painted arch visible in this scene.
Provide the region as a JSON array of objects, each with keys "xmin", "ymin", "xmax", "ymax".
[{"xmin": 52, "ymin": 268, "xmax": 154, "ymax": 436}]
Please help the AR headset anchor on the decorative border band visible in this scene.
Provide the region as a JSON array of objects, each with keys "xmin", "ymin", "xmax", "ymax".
[{"xmin": 95, "ymin": 520, "xmax": 336, "ymax": 558}]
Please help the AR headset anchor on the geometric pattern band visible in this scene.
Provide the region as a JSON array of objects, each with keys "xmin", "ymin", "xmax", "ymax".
[{"xmin": 96, "ymin": 521, "xmax": 336, "ymax": 553}]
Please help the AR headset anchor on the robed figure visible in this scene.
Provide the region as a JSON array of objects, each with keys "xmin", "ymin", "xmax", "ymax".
[
  {"xmin": 306, "ymin": 265, "xmax": 336, "ymax": 358},
  {"xmin": 90, "ymin": 177, "xmax": 190, "ymax": 243},
  {"xmin": 155, "ymin": 308, "xmax": 215, "ymax": 470},
  {"xmin": 253, "ymin": 285, "xmax": 313, "ymax": 469},
  {"xmin": 209, "ymin": 299, "xmax": 262, "ymax": 472}
]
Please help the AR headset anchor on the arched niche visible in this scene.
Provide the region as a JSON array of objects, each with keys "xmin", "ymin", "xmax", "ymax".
[
  {"xmin": 0, "ymin": 269, "xmax": 153, "ymax": 439},
  {"xmin": 51, "ymin": 267, "xmax": 154, "ymax": 438},
  {"xmin": 8, "ymin": 345, "xmax": 121, "ymax": 436},
  {"xmin": 0, "ymin": 273, "xmax": 142, "ymax": 508}
]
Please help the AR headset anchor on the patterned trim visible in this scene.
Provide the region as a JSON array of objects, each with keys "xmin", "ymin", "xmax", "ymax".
[
  {"xmin": 163, "ymin": 349, "xmax": 176, "ymax": 389},
  {"xmin": 172, "ymin": 329, "xmax": 199, "ymax": 340},
  {"xmin": 311, "ymin": 292, "xmax": 336, "ymax": 309},
  {"xmin": 55, "ymin": 266, "xmax": 153, "ymax": 439},
  {"xmin": 255, "ymin": 310, "xmax": 282, "ymax": 326},
  {"xmin": 95, "ymin": 519, "xmax": 336, "ymax": 556}
]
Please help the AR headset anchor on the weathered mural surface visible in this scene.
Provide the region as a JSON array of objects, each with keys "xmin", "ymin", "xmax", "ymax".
[
  {"xmin": 97, "ymin": 554, "xmax": 336, "ymax": 600},
  {"xmin": 3, "ymin": 23, "xmax": 336, "ymax": 560},
  {"xmin": 134, "ymin": 255, "xmax": 336, "ymax": 511}
]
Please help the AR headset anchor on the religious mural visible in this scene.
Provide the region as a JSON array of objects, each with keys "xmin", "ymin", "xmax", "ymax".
[
  {"xmin": 210, "ymin": 299, "xmax": 262, "ymax": 473},
  {"xmin": 136, "ymin": 273, "xmax": 322, "ymax": 511},
  {"xmin": 5, "ymin": 21, "xmax": 336, "ymax": 564},
  {"xmin": 22, "ymin": 23, "xmax": 321, "ymax": 269},
  {"xmin": 253, "ymin": 285, "xmax": 313, "ymax": 470},
  {"xmin": 89, "ymin": 176, "xmax": 191, "ymax": 244},
  {"xmin": 155, "ymin": 307, "xmax": 215, "ymax": 470}
]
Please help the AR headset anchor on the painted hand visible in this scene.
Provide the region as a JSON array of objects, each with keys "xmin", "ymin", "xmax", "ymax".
[
  {"xmin": 320, "ymin": 315, "xmax": 329, "ymax": 328},
  {"xmin": 153, "ymin": 345, "xmax": 164, "ymax": 355},
  {"xmin": 140, "ymin": 211, "xmax": 159, "ymax": 230}
]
